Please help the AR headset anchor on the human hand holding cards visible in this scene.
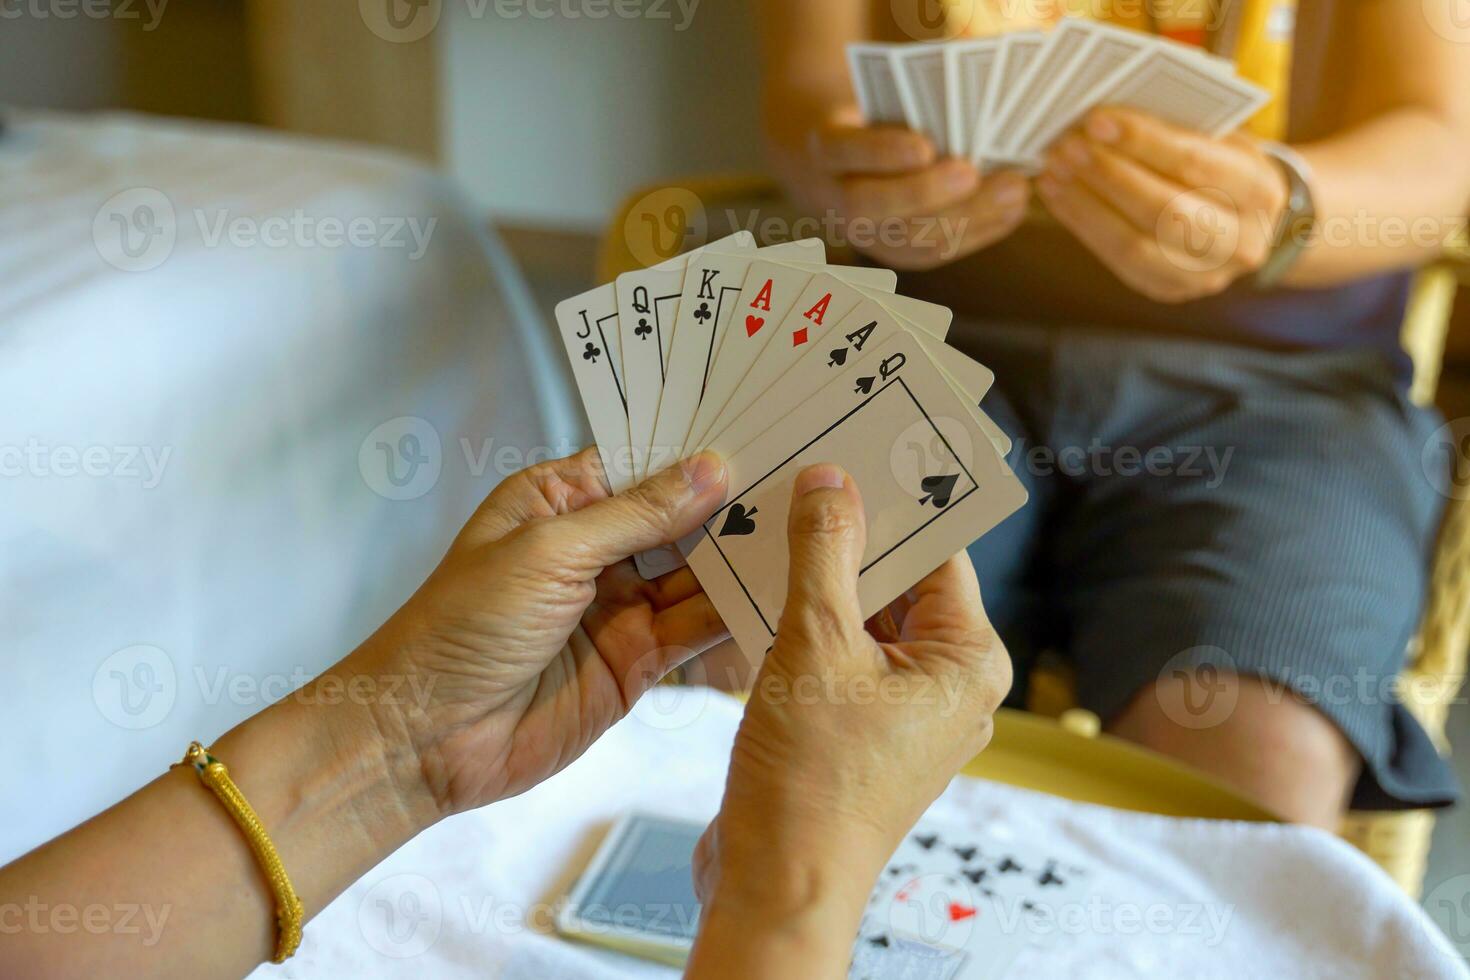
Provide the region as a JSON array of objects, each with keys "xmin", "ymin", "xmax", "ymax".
[
  {"xmin": 556, "ymin": 233, "xmax": 1027, "ymax": 658},
  {"xmin": 843, "ymin": 19, "xmax": 1283, "ymax": 297},
  {"xmin": 850, "ymin": 19, "xmax": 1267, "ymax": 172}
]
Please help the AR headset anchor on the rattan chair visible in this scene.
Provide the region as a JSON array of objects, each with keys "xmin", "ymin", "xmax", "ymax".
[{"xmin": 599, "ymin": 177, "xmax": 1470, "ymax": 896}]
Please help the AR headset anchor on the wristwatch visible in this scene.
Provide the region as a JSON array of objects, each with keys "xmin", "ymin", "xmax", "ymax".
[{"xmin": 1255, "ymin": 141, "xmax": 1317, "ymax": 288}]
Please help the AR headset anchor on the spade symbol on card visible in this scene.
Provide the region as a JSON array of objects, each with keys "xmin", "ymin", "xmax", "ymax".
[
  {"xmin": 854, "ymin": 376, "xmax": 876, "ymax": 395},
  {"xmin": 828, "ymin": 347, "xmax": 848, "ymax": 368},
  {"xmin": 745, "ymin": 315, "xmax": 765, "ymax": 337},
  {"xmin": 581, "ymin": 342, "xmax": 602, "ymax": 364},
  {"xmin": 718, "ymin": 504, "xmax": 758, "ymax": 538},
  {"xmin": 868, "ymin": 934, "xmax": 890, "ymax": 948},
  {"xmin": 912, "ymin": 834, "xmax": 939, "ymax": 851},
  {"xmin": 919, "ymin": 474, "xmax": 959, "ymax": 509}
]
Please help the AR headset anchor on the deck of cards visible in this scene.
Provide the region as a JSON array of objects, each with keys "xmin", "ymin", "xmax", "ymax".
[
  {"xmin": 556, "ymin": 232, "xmax": 1027, "ymax": 658},
  {"xmin": 849, "ymin": 17, "xmax": 1269, "ymax": 170}
]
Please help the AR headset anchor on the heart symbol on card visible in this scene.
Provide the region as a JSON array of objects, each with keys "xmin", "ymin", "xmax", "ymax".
[
  {"xmin": 745, "ymin": 315, "xmax": 765, "ymax": 337},
  {"xmin": 718, "ymin": 504, "xmax": 759, "ymax": 538},
  {"xmin": 947, "ymin": 903, "xmax": 977, "ymax": 923}
]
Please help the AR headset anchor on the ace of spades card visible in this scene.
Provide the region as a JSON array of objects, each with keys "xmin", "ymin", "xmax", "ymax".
[{"xmin": 683, "ymin": 332, "xmax": 1026, "ymax": 659}]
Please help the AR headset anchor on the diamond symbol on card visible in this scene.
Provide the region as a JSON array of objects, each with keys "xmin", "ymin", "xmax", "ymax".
[
  {"xmin": 581, "ymin": 342, "xmax": 602, "ymax": 364},
  {"xmin": 792, "ymin": 327, "xmax": 809, "ymax": 347},
  {"xmin": 693, "ymin": 302, "xmax": 712, "ymax": 324},
  {"xmin": 635, "ymin": 317, "xmax": 653, "ymax": 339}
]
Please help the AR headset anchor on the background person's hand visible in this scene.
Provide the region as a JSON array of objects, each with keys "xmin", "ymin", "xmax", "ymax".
[
  {"xmin": 359, "ymin": 447, "xmax": 729, "ymax": 815},
  {"xmin": 1037, "ymin": 107, "xmax": 1290, "ymax": 303},
  {"xmin": 689, "ymin": 465, "xmax": 1011, "ymax": 943},
  {"xmin": 798, "ymin": 107, "xmax": 1031, "ymax": 271}
]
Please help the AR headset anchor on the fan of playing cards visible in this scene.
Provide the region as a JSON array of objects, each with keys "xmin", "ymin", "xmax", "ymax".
[
  {"xmin": 850, "ymin": 17, "xmax": 1269, "ymax": 171},
  {"xmin": 556, "ymin": 232, "xmax": 1027, "ymax": 658}
]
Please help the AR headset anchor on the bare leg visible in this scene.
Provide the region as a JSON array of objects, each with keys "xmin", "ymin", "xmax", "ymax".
[{"xmin": 1107, "ymin": 673, "xmax": 1361, "ymax": 830}]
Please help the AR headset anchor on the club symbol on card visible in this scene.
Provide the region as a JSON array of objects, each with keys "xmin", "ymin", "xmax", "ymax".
[
  {"xmin": 635, "ymin": 317, "xmax": 653, "ymax": 340},
  {"xmin": 1037, "ymin": 864, "xmax": 1064, "ymax": 888},
  {"xmin": 581, "ymin": 342, "xmax": 602, "ymax": 363},
  {"xmin": 854, "ymin": 376, "xmax": 876, "ymax": 395},
  {"xmin": 718, "ymin": 504, "xmax": 758, "ymax": 538},
  {"xmin": 828, "ymin": 347, "xmax": 848, "ymax": 367},
  {"xmin": 996, "ymin": 857, "xmax": 1023, "ymax": 874},
  {"xmin": 919, "ymin": 474, "xmax": 960, "ymax": 509},
  {"xmin": 693, "ymin": 302, "xmax": 712, "ymax": 324},
  {"xmin": 745, "ymin": 314, "xmax": 765, "ymax": 337}
]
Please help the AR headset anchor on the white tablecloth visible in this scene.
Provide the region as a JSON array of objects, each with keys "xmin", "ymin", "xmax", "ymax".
[{"xmin": 262, "ymin": 689, "xmax": 1468, "ymax": 980}]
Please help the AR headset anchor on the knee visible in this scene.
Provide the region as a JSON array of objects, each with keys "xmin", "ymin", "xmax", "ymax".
[{"xmin": 1111, "ymin": 672, "xmax": 1360, "ymax": 827}]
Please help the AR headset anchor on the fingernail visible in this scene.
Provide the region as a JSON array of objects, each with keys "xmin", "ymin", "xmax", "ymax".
[
  {"xmin": 795, "ymin": 464, "xmax": 846, "ymax": 495},
  {"xmin": 944, "ymin": 162, "xmax": 979, "ymax": 195},
  {"xmin": 992, "ymin": 181, "xmax": 1027, "ymax": 209},
  {"xmin": 1087, "ymin": 113, "xmax": 1121, "ymax": 144},
  {"xmin": 683, "ymin": 451, "xmax": 727, "ymax": 495},
  {"xmin": 1062, "ymin": 137, "xmax": 1091, "ymax": 168}
]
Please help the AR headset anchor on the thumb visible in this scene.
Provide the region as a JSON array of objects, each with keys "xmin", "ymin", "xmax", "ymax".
[
  {"xmin": 778, "ymin": 464, "xmax": 867, "ymax": 646},
  {"xmin": 554, "ymin": 451, "xmax": 728, "ymax": 566}
]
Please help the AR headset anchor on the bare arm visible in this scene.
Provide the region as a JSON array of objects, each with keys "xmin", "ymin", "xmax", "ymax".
[
  {"xmin": 1288, "ymin": 1, "xmax": 1470, "ymax": 285},
  {"xmin": 756, "ymin": 0, "xmax": 1031, "ymax": 270},
  {"xmin": 0, "ymin": 451, "xmax": 732, "ymax": 978}
]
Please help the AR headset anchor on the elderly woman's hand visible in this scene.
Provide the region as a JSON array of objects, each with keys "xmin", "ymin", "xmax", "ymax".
[
  {"xmin": 686, "ymin": 465, "xmax": 1011, "ymax": 978},
  {"xmin": 360, "ymin": 447, "xmax": 729, "ymax": 815}
]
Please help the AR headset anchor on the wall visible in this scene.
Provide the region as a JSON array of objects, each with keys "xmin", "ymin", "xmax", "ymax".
[
  {"xmin": 441, "ymin": 0, "xmax": 767, "ymax": 231},
  {"xmin": 0, "ymin": 2, "xmax": 252, "ymax": 122}
]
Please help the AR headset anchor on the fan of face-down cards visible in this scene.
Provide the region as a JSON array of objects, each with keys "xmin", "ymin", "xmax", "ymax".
[{"xmin": 850, "ymin": 17, "xmax": 1268, "ymax": 172}]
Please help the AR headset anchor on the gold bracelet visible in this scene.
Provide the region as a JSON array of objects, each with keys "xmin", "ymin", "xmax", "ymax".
[{"xmin": 174, "ymin": 741, "xmax": 305, "ymax": 963}]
